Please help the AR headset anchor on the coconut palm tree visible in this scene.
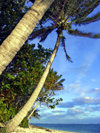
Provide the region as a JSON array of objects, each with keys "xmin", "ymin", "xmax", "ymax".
[
  {"xmin": 0, "ymin": 0, "xmax": 54, "ymax": 75},
  {"xmin": 4, "ymin": 27, "xmax": 62, "ymax": 133},
  {"xmin": 3, "ymin": 0, "xmax": 100, "ymax": 132}
]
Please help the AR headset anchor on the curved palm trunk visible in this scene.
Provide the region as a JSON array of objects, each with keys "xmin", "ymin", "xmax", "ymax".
[
  {"xmin": 0, "ymin": 0, "xmax": 54, "ymax": 75},
  {"xmin": 5, "ymin": 32, "xmax": 62, "ymax": 133}
]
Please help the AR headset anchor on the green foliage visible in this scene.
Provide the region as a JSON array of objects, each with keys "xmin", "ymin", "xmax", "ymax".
[
  {"xmin": 20, "ymin": 117, "xmax": 29, "ymax": 128},
  {"xmin": 0, "ymin": 0, "xmax": 27, "ymax": 44},
  {"xmin": 46, "ymin": 98, "xmax": 63, "ymax": 109},
  {"xmin": 29, "ymin": 109, "xmax": 40, "ymax": 120},
  {"xmin": 0, "ymin": 98, "xmax": 16, "ymax": 123},
  {"xmin": 3, "ymin": 0, "xmax": 99, "ymax": 127},
  {"xmin": 0, "ymin": 127, "xmax": 7, "ymax": 133},
  {"xmin": 42, "ymin": 0, "xmax": 100, "ymax": 24},
  {"xmin": 0, "ymin": 43, "xmax": 64, "ymax": 124},
  {"xmin": 34, "ymin": 0, "xmax": 100, "ymax": 38}
]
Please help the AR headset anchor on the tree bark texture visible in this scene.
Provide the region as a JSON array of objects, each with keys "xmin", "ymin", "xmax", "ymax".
[{"xmin": 0, "ymin": 0, "xmax": 54, "ymax": 75}]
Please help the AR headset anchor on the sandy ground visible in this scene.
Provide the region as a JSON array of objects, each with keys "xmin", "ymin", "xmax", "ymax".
[{"xmin": 11, "ymin": 126, "xmax": 76, "ymax": 133}]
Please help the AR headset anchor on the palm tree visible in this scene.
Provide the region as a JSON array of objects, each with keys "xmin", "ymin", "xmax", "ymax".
[
  {"xmin": 3, "ymin": 0, "xmax": 100, "ymax": 132},
  {"xmin": 0, "ymin": 0, "xmax": 54, "ymax": 75},
  {"xmin": 4, "ymin": 28, "xmax": 61, "ymax": 133}
]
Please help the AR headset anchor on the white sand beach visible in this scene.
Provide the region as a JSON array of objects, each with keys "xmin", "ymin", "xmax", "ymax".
[{"xmin": 11, "ymin": 126, "xmax": 76, "ymax": 133}]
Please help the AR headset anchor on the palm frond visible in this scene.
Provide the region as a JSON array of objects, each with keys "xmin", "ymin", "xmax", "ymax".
[
  {"xmin": 32, "ymin": 110, "xmax": 40, "ymax": 120},
  {"xmin": 60, "ymin": 35, "xmax": 72, "ymax": 62},
  {"xmin": 56, "ymin": 0, "xmax": 67, "ymax": 21},
  {"xmin": 74, "ymin": 0, "xmax": 100, "ymax": 23},
  {"xmin": 68, "ymin": 29, "xmax": 100, "ymax": 39},
  {"xmin": 55, "ymin": 78, "xmax": 65, "ymax": 90},
  {"xmin": 29, "ymin": 26, "xmax": 55, "ymax": 42},
  {"xmin": 39, "ymin": 27, "xmax": 55, "ymax": 42},
  {"xmin": 76, "ymin": 12, "xmax": 100, "ymax": 25}
]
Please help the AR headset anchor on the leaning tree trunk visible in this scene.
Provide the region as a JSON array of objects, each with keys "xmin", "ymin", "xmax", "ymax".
[
  {"xmin": 5, "ymin": 32, "xmax": 62, "ymax": 133},
  {"xmin": 0, "ymin": 0, "xmax": 54, "ymax": 75}
]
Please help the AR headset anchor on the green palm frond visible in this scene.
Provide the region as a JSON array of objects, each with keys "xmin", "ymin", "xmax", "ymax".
[
  {"xmin": 76, "ymin": 12, "xmax": 100, "ymax": 25},
  {"xmin": 74, "ymin": 0, "xmax": 99, "ymax": 23},
  {"xmin": 60, "ymin": 35, "xmax": 72, "ymax": 62},
  {"xmin": 56, "ymin": 0, "xmax": 67, "ymax": 21},
  {"xmin": 68, "ymin": 29, "xmax": 100, "ymax": 39},
  {"xmin": 29, "ymin": 26, "xmax": 55, "ymax": 42},
  {"xmin": 39, "ymin": 27, "xmax": 55, "ymax": 42},
  {"xmin": 55, "ymin": 78, "xmax": 65, "ymax": 90},
  {"xmin": 32, "ymin": 110, "xmax": 40, "ymax": 120}
]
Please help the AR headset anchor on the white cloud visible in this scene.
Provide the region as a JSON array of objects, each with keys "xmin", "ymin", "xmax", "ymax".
[
  {"xmin": 67, "ymin": 107, "xmax": 84, "ymax": 116},
  {"xmin": 68, "ymin": 82, "xmax": 87, "ymax": 95},
  {"xmin": 89, "ymin": 88, "xmax": 100, "ymax": 93},
  {"xmin": 58, "ymin": 96, "xmax": 100, "ymax": 109},
  {"xmin": 69, "ymin": 83, "xmax": 80, "ymax": 90}
]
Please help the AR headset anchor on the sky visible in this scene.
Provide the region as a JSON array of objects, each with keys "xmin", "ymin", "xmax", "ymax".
[{"xmin": 30, "ymin": 4, "xmax": 100, "ymax": 124}]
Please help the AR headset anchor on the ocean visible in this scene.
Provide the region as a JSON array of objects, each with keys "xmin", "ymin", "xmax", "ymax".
[{"xmin": 30, "ymin": 123, "xmax": 100, "ymax": 133}]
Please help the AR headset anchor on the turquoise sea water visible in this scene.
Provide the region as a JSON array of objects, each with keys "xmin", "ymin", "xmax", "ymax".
[{"xmin": 31, "ymin": 123, "xmax": 100, "ymax": 133}]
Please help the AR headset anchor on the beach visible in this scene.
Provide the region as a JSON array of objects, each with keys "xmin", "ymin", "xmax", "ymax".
[{"xmin": 11, "ymin": 126, "xmax": 76, "ymax": 133}]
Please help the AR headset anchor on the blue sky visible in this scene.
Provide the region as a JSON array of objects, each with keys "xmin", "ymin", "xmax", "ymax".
[{"xmin": 30, "ymin": 5, "xmax": 100, "ymax": 124}]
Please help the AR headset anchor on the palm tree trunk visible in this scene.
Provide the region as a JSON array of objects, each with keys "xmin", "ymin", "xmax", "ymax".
[
  {"xmin": 27, "ymin": 101, "xmax": 40, "ymax": 121},
  {"xmin": 5, "ymin": 32, "xmax": 62, "ymax": 133},
  {"xmin": 0, "ymin": 0, "xmax": 54, "ymax": 75}
]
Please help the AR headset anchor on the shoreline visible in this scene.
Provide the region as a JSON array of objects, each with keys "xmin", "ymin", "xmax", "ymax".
[{"xmin": 11, "ymin": 126, "xmax": 77, "ymax": 133}]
